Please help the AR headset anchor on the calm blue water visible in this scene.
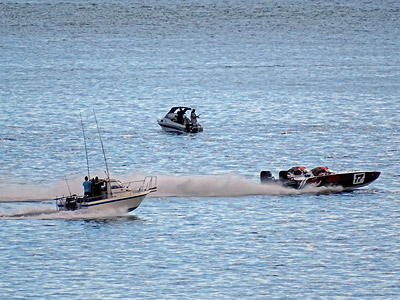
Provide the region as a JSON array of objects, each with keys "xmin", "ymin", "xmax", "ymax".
[{"xmin": 1, "ymin": 0, "xmax": 399, "ymax": 298}]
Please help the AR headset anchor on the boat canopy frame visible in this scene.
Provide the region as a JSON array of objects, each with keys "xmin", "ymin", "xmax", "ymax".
[{"xmin": 166, "ymin": 107, "xmax": 192, "ymax": 114}]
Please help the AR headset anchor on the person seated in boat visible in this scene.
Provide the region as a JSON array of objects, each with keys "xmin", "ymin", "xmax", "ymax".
[
  {"xmin": 83, "ymin": 176, "xmax": 92, "ymax": 197},
  {"xmin": 287, "ymin": 166, "xmax": 309, "ymax": 178},
  {"xmin": 310, "ymin": 166, "xmax": 334, "ymax": 176},
  {"xmin": 191, "ymin": 109, "xmax": 199, "ymax": 126}
]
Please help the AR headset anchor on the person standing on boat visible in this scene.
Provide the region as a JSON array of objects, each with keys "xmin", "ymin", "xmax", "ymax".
[
  {"xmin": 177, "ymin": 108, "xmax": 185, "ymax": 124},
  {"xmin": 191, "ymin": 109, "xmax": 198, "ymax": 126},
  {"xmin": 83, "ymin": 176, "xmax": 92, "ymax": 197},
  {"xmin": 93, "ymin": 176, "xmax": 102, "ymax": 200}
]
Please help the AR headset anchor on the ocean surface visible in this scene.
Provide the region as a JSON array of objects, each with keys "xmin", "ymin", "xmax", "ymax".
[{"xmin": 1, "ymin": 0, "xmax": 399, "ymax": 298}]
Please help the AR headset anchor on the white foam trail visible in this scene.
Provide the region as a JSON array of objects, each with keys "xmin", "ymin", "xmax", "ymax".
[
  {"xmin": 0, "ymin": 175, "xmax": 93, "ymax": 202},
  {"xmin": 0, "ymin": 184, "xmax": 54, "ymax": 202},
  {"xmin": 0, "ymin": 173, "xmax": 344, "ymax": 203},
  {"xmin": 146, "ymin": 174, "xmax": 344, "ymax": 197},
  {"xmin": 0, "ymin": 205, "xmax": 136, "ymax": 220},
  {"xmin": 0, "ymin": 206, "xmax": 57, "ymax": 219},
  {"xmin": 0, "ymin": 174, "xmax": 346, "ymax": 219},
  {"xmin": 146, "ymin": 174, "xmax": 301, "ymax": 197}
]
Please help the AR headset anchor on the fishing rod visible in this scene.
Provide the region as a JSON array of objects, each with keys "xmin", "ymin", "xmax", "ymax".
[
  {"xmin": 80, "ymin": 111, "xmax": 90, "ymax": 179},
  {"xmin": 93, "ymin": 110, "xmax": 112, "ymax": 197}
]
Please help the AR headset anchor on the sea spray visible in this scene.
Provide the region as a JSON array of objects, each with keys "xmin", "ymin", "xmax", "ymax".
[
  {"xmin": 148, "ymin": 174, "xmax": 297, "ymax": 197},
  {"xmin": 0, "ymin": 203, "xmax": 137, "ymax": 220},
  {"xmin": 0, "ymin": 173, "xmax": 344, "ymax": 203}
]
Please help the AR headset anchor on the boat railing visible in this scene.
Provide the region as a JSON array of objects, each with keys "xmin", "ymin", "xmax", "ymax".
[
  {"xmin": 124, "ymin": 176, "xmax": 157, "ymax": 193},
  {"xmin": 55, "ymin": 194, "xmax": 85, "ymax": 211},
  {"xmin": 55, "ymin": 196, "xmax": 65, "ymax": 209}
]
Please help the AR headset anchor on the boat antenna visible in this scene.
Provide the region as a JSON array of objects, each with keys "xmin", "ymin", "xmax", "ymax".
[
  {"xmin": 80, "ymin": 111, "xmax": 90, "ymax": 179},
  {"xmin": 93, "ymin": 110, "xmax": 110, "ymax": 182}
]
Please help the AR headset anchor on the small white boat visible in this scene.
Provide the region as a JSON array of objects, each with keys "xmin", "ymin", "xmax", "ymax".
[
  {"xmin": 158, "ymin": 106, "xmax": 203, "ymax": 133},
  {"xmin": 55, "ymin": 111, "xmax": 157, "ymax": 213},
  {"xmin": 56, "ymin": 176, "xmax": 157, "ymax": 212}
]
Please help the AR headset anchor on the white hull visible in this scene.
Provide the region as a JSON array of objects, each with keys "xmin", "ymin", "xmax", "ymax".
[
  {"xmin": 158, "ymin": 118, "xmax": 187, "ymax": 133},
  {"xmin": 158, "ymin": 118, "xmax": 203, "ymax": 133},
  {"xmin": 80, "ymin": 191, "xmax": 149, "ymax": 212}
]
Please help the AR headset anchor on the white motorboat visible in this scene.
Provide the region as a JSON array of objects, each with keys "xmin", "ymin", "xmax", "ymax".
[
  {"xmin": 158, "ymin": 106, "xmax": 203, "ymax": 133},
  {"xmin": 55, "ymin": 112, "xmax": 157, "ymax": 213},
  {"xmin": 56, "ymin": 176, "xmax": 157, "ymax": 212}
]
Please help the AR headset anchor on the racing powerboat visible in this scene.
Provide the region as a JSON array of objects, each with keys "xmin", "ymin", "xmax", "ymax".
[
  {"xmin": 55, "ymin": 176, "xmax": 157, "ymax": 212},
  {"xmin": 158, "ymin": 107, "xmax": 203, "ymax": 133},
  {"xmin": 260, "ymin": 166, "xmax": 380, "ymax": 191}
]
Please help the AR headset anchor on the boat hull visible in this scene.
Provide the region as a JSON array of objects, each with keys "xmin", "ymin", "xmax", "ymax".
[
  {"xmin": 158, "ymin": 118, "xmax": 203, "ymax": 133},
  {"xmin": 303, "ymin": 171, "xmax": 380, "ymax": 191},
  {"xmin": 80, "ymin": 192, "xmax": 148, "ymax": 212},
  {"xmin": 56, "ymin": 176, "xmax": 157, "ymax": 213},
  {"xmin": 57, "ymin": 191, "xmax": 149, "ymax": 213},
  {"xmin": 260, "ymin": 171, "xmax": 380, "ymax": 191}
]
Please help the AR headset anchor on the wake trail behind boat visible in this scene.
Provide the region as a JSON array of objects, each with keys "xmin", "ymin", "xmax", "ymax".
[
  {"xmin": 0, "ymin": 205, "xmax": 135, "ymax": 220},
  {"xmin": 0, "ymin": 173, "xmax": 344, "ymax": 203},
  {"xmin": 145, "ymin": 174, "xmax": 332, "ymax": 197},
  {"xmin": 0, "ymin": 180, "xmax": 79, "ymax": 202},
  {"xmin": 0, "ymin": 174, "xmax": 349, "ymax": 219},
  {"xmin": 0, "ymin": 206, "xmax": 60, "ymax": 219}
]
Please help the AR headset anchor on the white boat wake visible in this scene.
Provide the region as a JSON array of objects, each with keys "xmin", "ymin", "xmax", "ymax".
[
  {"xmin": 0, "ymin": 174, "xmax": 348, "ymax": 219},
  {"xmin": 0, "ymin": 173, "xmax": 343, "ymax": 203},
  {"xmin": 148, "ymin": 174, "xmax": 304, "ymax": 197},
  {"xmin": 0, "ymin": 205, "xmax": 140, "ymax": 220}
]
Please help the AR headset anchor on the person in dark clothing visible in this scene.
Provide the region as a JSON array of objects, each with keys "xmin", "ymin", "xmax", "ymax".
[
  {"xmin": 176, "ymin": 108, "xmax": 185, "ymax": 124},
  {"xmin": 191, "ymin": 109, "xmax": 198, "ymax": 126},
  {"xmin": 93, "ymin": 176, "xmax": 102, "ymax": 200}
]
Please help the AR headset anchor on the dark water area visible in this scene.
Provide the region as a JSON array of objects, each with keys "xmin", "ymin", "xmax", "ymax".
[{"xmin": 0, "ymin": 0, "xmax": 399, "ymax": 298}]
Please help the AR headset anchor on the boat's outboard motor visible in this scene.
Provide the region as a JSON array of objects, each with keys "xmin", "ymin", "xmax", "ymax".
[
  {"xmin": 260, "ymin": 171, "xmax": 273, "ymax": 183},
  {"xmin": 65, "ymin": 196, "xmax": 78, "ymax": 211},
  {"xmin": 279, "ymin": 171, "xmax": 289, "ymax": 180}
]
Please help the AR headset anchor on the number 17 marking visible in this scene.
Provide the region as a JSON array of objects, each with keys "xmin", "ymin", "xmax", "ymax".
[{"xmin": 353, "ymin": 173, "xmax": 365, "ymax": 184}]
